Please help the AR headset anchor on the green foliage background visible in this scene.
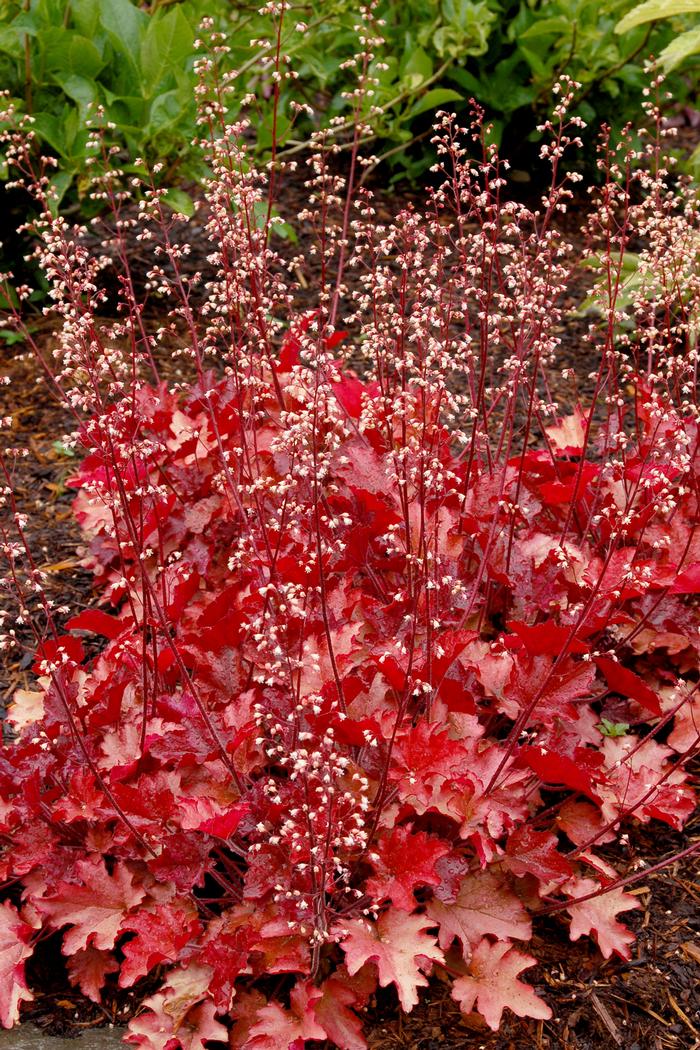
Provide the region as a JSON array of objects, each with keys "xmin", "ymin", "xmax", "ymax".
[{"xmin": 0, "ymin": 0, "xmax": 697, "ymax": 205}]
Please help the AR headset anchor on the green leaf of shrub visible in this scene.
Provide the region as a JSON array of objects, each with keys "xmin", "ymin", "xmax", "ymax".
[
  {"xmin": 29, "ymin": 112, "xmax": 65, "ymax": 157},
  {"xmin": 409, "ymin": 87, "xmax": 463, "ymax": 117},
  {"xmin": 163, "ymin": 187, "xmax": 194, "ymax": 217},
  {"xmin": 616, "ymin": 0, "xmax": 700, "ymax": 34},
  {"xmin": 147, "ymin": 90, "xmax": 186, "ymax": 135},
  {"xmin": 39, "ymin": 28, "xmax": 105, "ymax": 79},
  {"xmin": 658, "ymin": 24, "xmax": 700, "ymax": 68},
  {"xmin": 0, "ymin": 26, "xmax": 23, "ymax": 59},
  {"xmin": 52, "ymin": 74, "xmax": 99, "ymax": 115},
  {"xmin": 71, "ymin": 0, "xmax": 101, "ymax": 39},
  {"xmin": 98, "ymin": 0, "xmax": 147, "ymax": 67},
  {"xmin": 401, "ymin": 46, "xmax": 434, "ymax": 84},
  {"xmin": 141, "ymin": 7, "xmax": 194, "ymax": 92}
]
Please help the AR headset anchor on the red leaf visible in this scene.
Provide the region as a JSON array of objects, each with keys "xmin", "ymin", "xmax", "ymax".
[
  {"xmin": 555, "ymin": 799, "xmax": 616, "ymax": 846},
  {"xmin": 504, "ymin": 826, "xmax": 573, "ymax": 885},
  {"xmin": 125, "ymin": 964, "xmax": 225, "ymax": 1050},
  {"xmin": 506, "ymin": 621, "xmax": 588, "ymax": 657},
  {"xmin": 32, "ymin": 635, "xmax": 84, "ymax": 674},
  {"xmin": 36, "ymin": 857, "xmax": 146, "ymax": 956},
  {"xmin": 451, "ymin": 938, "xmax": 552, "ymax": 1030},
  {"xmin": 518, "ymin": 744, "xmax": 602, "ymax": 801},
  {"xmin": 66, "ymin": 609, "xmax": 123, "ymax": 639},
  {"xmin": 119, "ymin": 902, "xmax": 201, "ymax": 988},
  {"xmin": 504, "ymin": 652, "xmax": 596, "ymax": 725},
  {"xmin": 426, "ymin": 870, "xmax": 531, "ymax": 961},
  {"xmin": 340, "ymin": 910, "xmax": 444, "ymax": 1012},
  {"xmin": 0, "ymin": 901, "xmax": 34, "ymax": 1028},
  {"xmin": 313, "ymin": 967, "xmax": 372, "ymax": 1050},
  {"xmin": 565, "ymin": 877, "xmax": 639, "ymax": 960},
  {"xmin": 67, "ymin": 946, "xmax": 118, "ymax": 1004},
  {"xmin": 670, "ymin": 561, "xmax": 700, "ymax": 593},
  {"xmin": 197, "ymin": 801, "xmax": 249, "ymax": 839},
  {"xmin": 197, "ymin": 909, "xmax": 256, "ymax": 1012},
  {"xmin": 246, "ymin": 982, "xmax": 327, "ymax": 1049},
  {"xmin": 595, "ymin": 657, "xmax": 661, "ymax": 716},
  {"xmin": 366, "ymin": 826, "xmax": 450, "ymax": 911}
]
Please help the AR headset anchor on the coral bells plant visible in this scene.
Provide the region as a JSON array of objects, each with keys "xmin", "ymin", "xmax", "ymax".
[{"xmin": 1, "ymin": 26, "xmax": 700, "ymax": 1046}]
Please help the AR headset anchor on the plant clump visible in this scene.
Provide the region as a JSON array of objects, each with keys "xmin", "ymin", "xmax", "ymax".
[{"xmin": 0, "ymin": 24, "xmax": 698, "ymax": 1047}]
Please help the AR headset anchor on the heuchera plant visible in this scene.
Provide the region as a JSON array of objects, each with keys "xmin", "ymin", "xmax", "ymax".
[{"xmin": 0, "ymin": 12, "xmax": 699, "ymax": 1044}]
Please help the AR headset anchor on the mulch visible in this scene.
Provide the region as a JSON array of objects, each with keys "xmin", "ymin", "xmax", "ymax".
[{"xmin": 1, "ymin": 167, "xmax": 699, "ymax": 1049}]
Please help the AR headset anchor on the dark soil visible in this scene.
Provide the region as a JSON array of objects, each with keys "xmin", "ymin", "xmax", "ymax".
[{"xmin": 1, "ymin": 172, "xmax": 698, "ymax": 1048}]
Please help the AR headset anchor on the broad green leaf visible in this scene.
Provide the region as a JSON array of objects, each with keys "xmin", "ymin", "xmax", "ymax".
[
  {"xmin": 47, "ymin": 170, "xmax": 74, "ymax": 215},
  {"xmin": 39, "ymin": 28, "xmax": 105, "ymax": 79},
  {"xmin": 0, "ymin": 328, "xmax": 26, "ymax": 345},
  {"xmin": 146, "ymin": 90, "xmax": 185, "ymax": 135},
  {"xmin": 71, "ymin": 0, "xmax": 101, "ymax": 38},
  {"xmin": 29, "ymin": 112, "xmax": 65, "ymax": 155},
  {"xmin": 36, "ymin": 0, "xmax": 66, "ymax": 25},
  {"xmin": 140, "ymin": 7, "xmax": 194, "ymax": 91},
  {"xmin": 60, "ymin": 107, "xmax": 80, "ymax": 154},
  {"xmin": 616, "ymin": 0, "xmax": 700, "ymax": 33},
  {"xmin": 29, "ymin": 111, "xmax": 84, "ymax": 165},
  {"xmin": 10, "ymin": 11, "xmax": 39, "ymax": 37},
  {"xmin": 409, "ymin": 87, "xmax": 463, "ymax": 117},
  {"xmin": 689, "ymin": 140, "xmax": 700, "ymax": 171},
  {"xmin": 251, "ymin": 200, "xmax": 298, "ymax": 242},
  {"xmin": 51, "ymin": 73, "xmax": 99, "ymax": 115},
  {"xmin": 401, "ymin": 46, "xmax": 433, "ymax": 84},
  {"xmin": 519, "ymin": 44, "xmax": 551, "ymax": 79},
  {"xmin": 520, "ymin": 16, "xmax": 572, "ymax": 39},
  {"xmin": 163, "ymin": 187, "xmax": 194, "ymax": 217},
  {"xmin": 0, "ymin": 26, "xmax": 23, "ymax": 59},
  {"xmin": 437, "ymin": 0, "xmax": 496, "ymax": 56},
  {"xmin": 448, "ymin": 66, "xmax": 482, "ymax": 95},
  {"xmin": 0, "ymin": 284, "xmax": 19, "ymax": 310},
  {"xmin": 98, "ymin": 0, "xmax": 147, "ymax": 66},
  {"xmin": 658, "ymin": 24, "xmax": 700, "ymax": 67},
  {"xmin": 108, "ymin": 96, "xmax": 147, "ymax": 130}
]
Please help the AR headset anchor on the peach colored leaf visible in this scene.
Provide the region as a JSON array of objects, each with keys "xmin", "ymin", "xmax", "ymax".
[
  {"xmin": 37, "ymin": 857, "xmax": 146, "ymax": 956},
  {"xmin": 246, "ymin": 982, "xmax": 327, "ymax": 1048},
  {"xmin": 340, "ymin": 910, "xmax": 444, "ymax": 1012},
  {"xmin": 668, "ymin": 691, "xmax": 700, "ymax": 754},
  {"xmin": 229, "ymin": 989, "xmax": 267, "ymax": 1048},
  {"xmin": 0, "ymin": 901, "xmax": 34, "ymax": 1028},
  {"xmin": 6, "ymin": 688, "xmax": 45, "ymax": 729},
  {"xmin": 545, "ymin": 407, "xmax": 587, "ymax": 451},
  {"xmin": 565, "ymin": 877, "xmax": 639, "ymax": 959},
  {"xmin": 125, "ymin": 964, "xmax": 221, "ymax": 1049},
  {"xmin": 66, "ymin": 946, "xmax": 118, "ymax": 1004},
  {"xmin": 555, "ymin": 799, "xmax": 616, "ymax": 846},
  {"xmin": 313, "ymin": 968, "xmax": 369, "ymax": 1050},
  {"xmin": 426, "ymin": 870, "xmax": 531, "ymax": 960},
  {"xmin": 451, "ymin": 938, "xmax": 552, "ymax": 1030},
  {"xmin": 126, "ymin": 999, "xmax": 226, "ymax": 1050}
]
